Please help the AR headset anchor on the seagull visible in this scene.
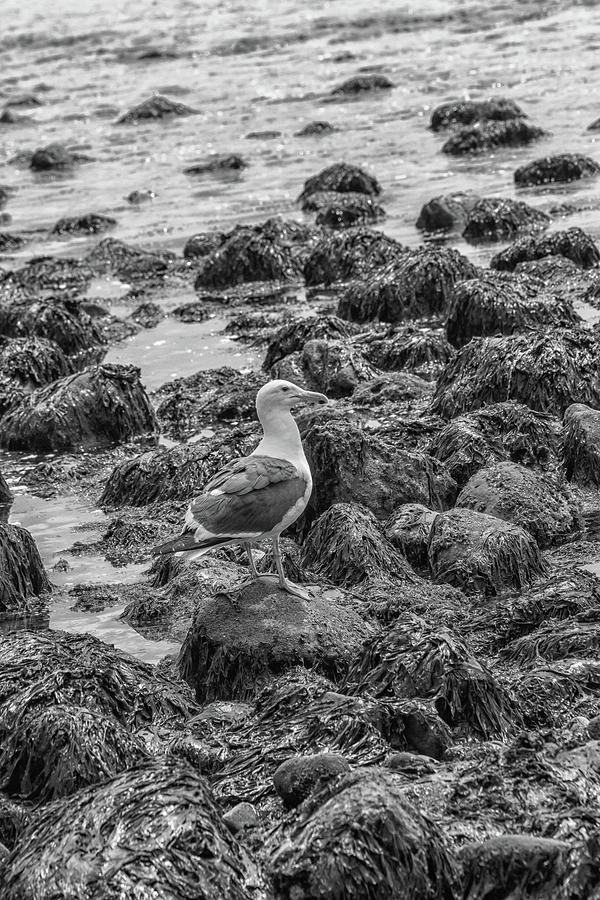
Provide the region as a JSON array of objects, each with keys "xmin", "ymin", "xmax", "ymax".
[{"xmin": 153, "ymin": 379, "xmax": 328, "ymax": 599}]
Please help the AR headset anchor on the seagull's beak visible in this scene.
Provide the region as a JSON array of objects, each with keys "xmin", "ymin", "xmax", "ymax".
[{"xmin": 295, "ymin": 388, "xmax": 329, "ymax": 407}]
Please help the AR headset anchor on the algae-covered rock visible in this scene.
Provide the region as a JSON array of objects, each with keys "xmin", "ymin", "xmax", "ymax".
[
  {"xmin": 504, "ymin": 620, "xmax": 600, "ymax": 664},
  {"xmin": 428, "ymin": 507, "xmax": 546, "ymax": 596},
  {"xmin": 514, "ymin": 153, "xmax": 600, "ymax": 186},
  {"xmin": 0, "ymin": 337, "xmax": 70, "ymax": 388},
  {"xmin": 462, "ymin": 197, "xmax": 549, "ymax": 243},
  {"xmin": 1, "ymin": 256, "xmax": 94, "ymax": 295},
  {"xmin": 195, "ymin": 224, "xmax": 302, "ymax": 289},
  {"xmin": 298, "ymin": 338, "xmax": 378, "ymax": 397},
  {"xmin": 1, "ymin": 760, "xmax": 266, "ymax": 900},
  {"xmin": 85, "ymin": 236, "xmax": 172, "ymax": 280},
  {"xmin": 266, "ymin": 769, "xmax": 459, "ymax": 900},
  {"xmin": 116, "ymin": 93, "xmax": 199, "ymax": 123},
  {"xmin": 442, "ymin": 120, "xmax": 546, "ymax": 155},
  {"xmin": 315, "ymin": 193, "xmax": 385, "ymax": 228},
  {"xmin": 385, "ymin": 503, "xmax": 439, "ymax": 568},
  {"xmin": 415, "ymin": 191, "xmax": 480, "ymax": 232},
  {"xmin": 337, "ymin": 246, "xmax": 478, "ymax": 322},
  {"xmin": 183, "ymin": 230, "xmax": 226, "ymax": 259},
  {"xmin": 432, "ymin": 329, "xmax": 600, "ymax": 418},
  {"xmin": 303, "ymin": 227, "xmax": 405, "ymax": 286},
  {"xmin": 51, "ymin": 213, "xmax": 117, "ymax": 236},
  {"xmin": 0, "ymin": 524, "xmax": 49, "ymax": 615},
  {"xmin": 184, "ymin": 153, "xmax": 248, "ymax": 175},
  {"xmin": 0, "ymin": 297, "xmax": 104, "ymax": 359},
  {"xmin": 273, "ymin": 753, "xmax": 350, "ymax": 808},
  {"xmin": 490, "ymin": 227, "xmax": 600, "ymax": 271},
  {"xmin": 30, "ymin": 142, "xmax": 93, "ymax": 170},
  {"xmin": 445, "ymin": 272, "xmax": 580, "ymax": 348},
  {"xmin": 153, "ymin": 367, "xmax": 262, "ymax": 435},
  {"xmin": 178, "ymin": 580, "xmax": 373, "ymax": 703},
  {"xmin": 0, "ymin": 473, "xmax": 12, "ymax": 506},
  {"xmin": 298, "ymin": 162, "xmax": 381, "ymax": 207},
  {"xmin": 330, "ymin": 74, "xmax": 393, "ymax": 95},
  {"xmin": 263, "ymin": 315, "xmax": 357, "ymax": 370},
  {"xmin": 295, "ymin": 120, "xmax": 336, "ymax": 136},
  {"xmin": 564, "ymin": 403, "xmax": 600, "ymax": 486},
  {"xmin": 351, "ymin": 372, "xmax": 431, "ymax": 406},
  {"xmin": 0, "ymin": 364, "xmax": 158, "ymax": 452},
  {"xmin": 302, "ymin": 502, "xmax": 417, "ymax": 588},
  {"xmin": 456, "ymin": 461, "xmax": 580, "ymax": 548},
  {"xmin": 360, "ymin": 325, "xmax": 454, "ymax": 381},
  {"xmin": 430, "ymin": 97, "xmax": 526, "ymax": 130}
]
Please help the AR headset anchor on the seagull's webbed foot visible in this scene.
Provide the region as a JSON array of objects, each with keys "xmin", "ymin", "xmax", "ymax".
[{"xmin": 277, "ymin": 577, "xmax": 315, "ymax": 602}]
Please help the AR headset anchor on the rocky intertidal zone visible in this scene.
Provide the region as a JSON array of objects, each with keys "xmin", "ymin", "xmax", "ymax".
[{"xmin": 3, "ymin": 96, "xmax": 600, "ymax": 898}]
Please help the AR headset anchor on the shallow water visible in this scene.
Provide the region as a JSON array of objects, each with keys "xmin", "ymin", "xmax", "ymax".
[{"xmin": 3, "ymin": 0, "xmax": 600, "ymax": 660}]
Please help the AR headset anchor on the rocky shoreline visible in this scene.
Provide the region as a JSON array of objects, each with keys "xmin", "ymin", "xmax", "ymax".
[{"xmin": 2, "ymin": 95, "xmax": 600, "ymax": 897}]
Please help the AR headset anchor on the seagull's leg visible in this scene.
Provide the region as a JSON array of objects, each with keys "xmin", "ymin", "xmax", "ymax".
[
  {"xmin": 243, "ymin": 542, "xmax": 260, "ymax": 581},
  {"xmin": 271, "ymin": 536, "xmax": 313, "ymax": 601}
]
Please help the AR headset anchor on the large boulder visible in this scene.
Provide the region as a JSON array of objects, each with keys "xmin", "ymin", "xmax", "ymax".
[
  {"xmin": 430, "ymin": 97, "xmax": 526, "ymax": 130},
  {"xmin": 298, "ymin": 162, "xmax": 381, "ymax": 207},
  {"xmin": 360, "ymin": 325, "xmax": 454, "ymax": 381},
  {"xmin": 0, "ymin": 364, "xmax": 158, "ymax": 452},
  {"xmin": 0, "ymin": 761, "xmax": 265, "ymax": 900},
  {"xmin": 315, "ymin": 193, "xmax": 385, "ymax": 228},
  {"xmin": 266, "ymin": 769, "xmax": 459, "ymax": 900},
  {"xmin": 263, "ymin": 315, "xmax": 357, "ymax": 370},
  {"xmin": 428, "ymin": 507, "xmax": 546, "ymax": 596},
  {"xmin": 116, "ymin": 93, "xmax": 199, "ymax": 124},
  {"xmin": 563, "ymin": 403, "xmax": 600, "ymax": 486},
  {"xmin": 456, "ymin": 461, "xmax": 580, "ymax": 548},
  {"xmin": 0, "ymin": 524, "xmax": 49, "ymax": 615},
  {"xmin": 195, "ymin": 224, "xmax": 302, "ymax": 289},
  {"xmin": 514, "ymin": 153, "xmax": 600, "ymax": 186},
  {"xmin": 462, "ymin": 197, "xmax": 550, "ymax": 243},
  {"xmin": 431, "ymin": 329, "xmax": 600, "ymax": 418},
  {"xmin": 177, "ymin": 580, "xmax": 373, "ymax": 703},
  {"xmin": 0, "ymin": 337, "xmax": 70, "ymax": 388},
  {"xmin": 0, "ymin": 297, "xmax": 104, "ymax": 361},
  {"xmin": 415, "ymin": 191, "xmax": 480, "ymax": 232},
  {"xmin": 445, "ymin": 272, "xmax": 580, "ymax": 347},
  {"xmin": 490, "ymin": 227, "xmax": 600, "ymax": 271},
  {"xmin": 442, "ymin": 120, "xmax": 546, "ymax": 155},
  {"xmin": 337, "ymin": 247, "xmax": 478, "ymax": 323},
  {"xmin": 303, "ymin": 227, "xmax": 404, "ymax": 286}
]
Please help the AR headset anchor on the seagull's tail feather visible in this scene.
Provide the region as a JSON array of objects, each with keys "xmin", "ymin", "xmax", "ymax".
[{"xmin": 152, "ymin": 532, "xmax": 232, "ymax": 556}]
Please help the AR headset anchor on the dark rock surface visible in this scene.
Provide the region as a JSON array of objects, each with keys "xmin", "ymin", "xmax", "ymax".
[
  {"xmin": 304, "ymin": 227, "xmax": 404, "ymax": 285},
  {"xmin": 85, "ymin": 237, "xmax": 172, "ymax": 280},
  {"xmin": 360, "ymin": 325, "xmax": 454, "ymax": 381},
  {"xmin": 0, "ymin": 524, "xmax": 49, "ymax": 614},
  {"xmin": 183, "ymin": 230, "xmax": 226, "ymax": 259},
  {"xmin": 30, "ymin": 143, "xmax": 94, "ymax": 170},
  {"xmin": 116, "ymin": 93, "xmax": 199, "ymax": 124},
  {"xmin": 184, "ymin": 153, "xmax": 248, "ymax": 175},
  {"xmin": 315, "ymin": 193, "xmax": 385, "ymax": 228},
  {"xmin": 462, "ymin": 197, "xmax": 550, "ymax": 243},
  {"xmin": 442, "ymin": 120, "xmax": 546, "ymax": 155},
  {"xmin": 0, "ymin": 297, "xmax": 104, "ymax": 360},
  {"xmin": 273, "ymin": 753, "xmax": 350, "ymax": 808},
  {"xmin": 195, "ymin": 223, "xmax": 303, "ymax": 289},
  {"xmin": 263, "ymin": 315, "xmax": 357, "ymax": 369},
  {"xmin": 514, "ymin": 153, "xmax": 600, "ymax": 186},
  {"xmin": 51, "ymin": 213, "xmax": 117, "ymax": 235},
  {"xmin": 330, "ymin": 73, "xmax": 394, "ymax": 95},
  {"xmin": 430, "ymin": 97, "xmax": 526, "ymax": 130},
  {"xmin": 415, "ymin": 191, "xmax": 480, "ymax": 232},
  {"xmin": 490, "ymin": 227, "xmax": 600, "ymax": 271},
  {"xmin": 563, "ymin": 403, "xmax": 600, "ymax": 486},
  {"xmin": 298, "ymin": 162, "xmax": 381, "ymax": 207},
  {"xmin": 295, "ymin": 120, "xmax": 336, "ymax": 136},
  {"xmin": 385, "ymin": 503, "xmax": 440, "ymax": 568}
]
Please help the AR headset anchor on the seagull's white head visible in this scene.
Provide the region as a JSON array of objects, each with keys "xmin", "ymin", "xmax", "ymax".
[{"xmin": 256, "ymin": 380, "xmax": 328, "ymax": 419}]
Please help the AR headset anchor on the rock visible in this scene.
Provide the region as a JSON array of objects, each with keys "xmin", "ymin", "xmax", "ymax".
[
  {"xmin": 266, "ymin": 769, "xmax": 459, "ymax": 900},
  {"xmin": 385, "ymin": 503, "xmax": 439, "ymax": 568},
  {"xmin": 0, "ymin": 472, "xmax": 12, "ymax": 505},
  {"xmin": 0, "ymin": 364, "xmax": 158, "ymax": 452},
  {"xmin": 505, "ymin": 620, "xmax": 600, "ymax": 664},
  {"xmin": 514, "ymin": 153, "xmax": 600, "ymax": 186},
  {"xmin": 563, "ymin": 403, "xmax": 600, "ymax": 486},
  {"xmin": 415, "ymin": 191, "xmax": 480, "ymax": 232},
  {"xmin": 460, "ymin": 835, "xmax": 577, "ymax": 900},
  {"xmin": 0, "ymin": 704, "xmax": 146, "ymax": 802},
  {"xmin": 195, "ymin": 224, "xmax": 302, "ymax": 289},
  {"xmin": 184, "ymin": 153, "xmax": 248, "ymax": 175},
  {"xmin": 303, "ymin": 227, "xmax": 404, "ymax": 285},
  {"xmin": 456, "ymin": 461, "xmax": 580, "ymax": 548},
  {"xmin": 445, "ymin": 271, "xmax": 581, "ymax": 347},
  {"xmin": 4, "ymin": 94, "xmax": 43, "ymax": 108},
  {"xmin": 0, "ymin": 760, "xmax": 265, "ymax": 899},
  {"xmin": 462, "ymin": 197, "xmax": 550, "ymax": 243},
  {"xmin": 153, "ymin": 368, "xmax": 262, "ymax": 436},
  {"xmin": 116, "ymin": 93, "xmax": 199, "ymax": 124},
  {"xmin": 30, "ymin": 143, "xmax": 93, "ymax": 170},
  {"xmin": 177, "ymin": 580, "xmax": 373, "ymax": 703},
  {"xmin": 223, "ymin": 801, "xmax": 258, "ymax": 833},
  {"xmin": 315, "ymin": 193, "xmax": 385, "ymax": 228},
  {"xmin": 428, "ymin": 402, "xmax": 561, "ymax": 487},
  {"xmin": 273, "ymin": 753, "xmax": 350, "ymax": 808},
  {"xmin": 337, "ymin": 246, "xmax": 478, "ymax": 322},
  {"xmin": 302, "ymin": 418, "xmax": 457, "ymax": 530},
  {"xmin": 0, "ymin": 233, "xmax": 25, "ymax": 251},
  {"xmin": 0, "ymin": 524, "xmax": 49, "ymax": 614},
  {"xmin": 432, "ymin": 329, "xmax": 600, "ymax": 418},
  {"xmin": 430, "ymin": 97, "xmax": 526, "ymax": 130},
  {"xmin": 346, "ymin": 615, "xmax": 519, "ymax": 737},
  {"xmin": 352, "ymin": 372, "xmax": 431, "ymax": 405},
  {"xmin": 85, "ymin": 237, "xmax": 171, "ymax": 280},
  {"xmin": 129, "ymin": 301, "xmax": 162, "ymax": 328},
  {"xmin": 361, "ymin": 325, "xmax": 454, "ymax": 381},
  {"xmin": 245, "ymin": 129, "xmax": 281, "ymax": 139},
  {"xmin": 126, "ymin": 189, "xmax": 156, "ymax": 204},
  {"xmin": 183, "ymin": 230, "xmax": 226, "ymax": 259},
  {"xmin": 0, "ymin": 109, "xmax": 32, "ymax": 125},
  {"xmin": 2, "ymin": 256, "xmax": 94, "ymax": 294},
  {"xmin": 298, "ymin": 162, "xmax": 381, "ymax": 207},
  {"xmin": 0, "ymin": 297, "xmax": 104, "ymax": 360},
  {"xmin": 442, "ymin": 120, "xmax": 547, "ymax": 155},
  {"xmin": 0, "ymin": 336, "xmax": 71, "ymax": 388},
  {"xmin": 263, "ymin": 315, "xmax": 357, "ymax": 369},
  {"xmin": 490, "ymin": 227, "xmax": 600, "ymax": 271},
  {"xmin": 302, "ymin": 502, "xmax": 416, "ymax": 588},
  {"xmin": 170, "ymin": 301, "xmax": 211, "ymax": 323},
  {"xmin": 295, "ymin": 120, "xmax": 336, "ymax": 136},
  {"xmin": 428, "ymin": 507, "xmax": 546, "ymax": 596},
  {"xmin": 51, "ymin": 213, "xmax": 117, "ymax": 235},
  {"xmin": 330, "ymin": 73, "xmax": 393, "ymax": 95},
  {"xmin": 298, "ymin": 338, "xmax": 378, "ymax": 397}
]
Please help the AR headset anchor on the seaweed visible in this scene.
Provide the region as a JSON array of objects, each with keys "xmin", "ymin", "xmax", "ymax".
[
  {"xmin": 385, "ymin": 503, "xmax": 439, "ymax": 568},
  {"xmin": 263, "ymin": 315, "xmax": 358, "ymax": 369},
  {"xmin": 330, "ymin": 74, "xmax": 393, "ymax": 95},
  {"xmin": 430, "ymin": 97, "xmax": 526, "ymax": 130},
  {"xmin": 443, "ymin": 120, "xmax": 547, "ymax": 155},
  {"xmin": 299, "ymin": 337, "xmax": 379, "ymax": 397},
  {"xmin": 303, "ymin": 227, "xmax": 405, "ymax": 286},
  {"xmin": 195, "ymin": 223, "xmax": 303, "ymax": 289},
  {"xmin": 0, "ymin": 336, "xmax": 71, "ymax": 386},
  {"xmin": 490, "ymin": 227, "xmax": 600, "ymax": 271},
  {"xmin": 504, "ymin": 620, "xmax": 600, "ymax": 665},
  {"xmin": 0, "ymin": 296, "xmax": 104, "ymax": 361},
  {"xmin": 2, "ymin": 255, "xmax": 94, "ymax": 294},
  {"xmin": 85, "ymin": 237, "xmax": 172, "ymax": 280},
  {"xmin": 462, "ymin": 197, "xmax": 550, "ymax": 243},
  {"xmin": 564, "ymin": 403, "xmax": 600, "ymax": 486},
  {"xmin": 298, "ymin": 162, "xmax": 381, "ymax": 207},
  {"xmin": 315, "ymin": 194, "xmax": 385, "ymax": 228},
  {"xmin": 183, "ymin": 229, "xmax": 227, "ymax": 259},
  {"xmin": 0, "ymin": 524, "xmax": 49, "ymax": 615},
  {"xmin": 359, "ymin": 324, "xmax": 454, "ymax": 381},
  {"xmin": 51, "ymin": 213, "xmax": 117, "ymax": 235},
  {"xmin": 514, "ymin": 153, "xmax": 600, "ymax": 186}
]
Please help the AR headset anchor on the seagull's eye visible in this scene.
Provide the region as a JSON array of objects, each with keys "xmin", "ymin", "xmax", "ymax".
[{"xmin": 281, "ymin": 387, "xmax": 290, "ymax": 392}]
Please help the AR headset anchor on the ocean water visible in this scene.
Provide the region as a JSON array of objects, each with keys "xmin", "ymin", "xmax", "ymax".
[{"xmin": 2, "ymin": 0, "xmax": 600, "ymax": 659}]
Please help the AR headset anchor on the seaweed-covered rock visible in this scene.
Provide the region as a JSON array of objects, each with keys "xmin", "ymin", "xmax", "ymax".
[
  {"xmin": 0, "ymin": 524, "xmax": 49, "ymax": 614},
  {"xmin": 361, "ymin": 325, "xmax": 454, "ymax": 381},
  {"xmin": 514, "ymin": 153, "xmax": 600, "ymax": 186},
  {"xmin": 273, "ymin": 753, "xmax": 350, "ymax": 808},
  {"xmin": 504, "ymin": 620, "xmax": 600, "ymax": 664},
  {"xmin": 298, "ymin": 162, "xmax": 381, "ymax": 207},
  {"xmin": 462, "ymin": 197, "xmax": 549, "ymax": 243},
  {"xmin": 0, "ymin": 233, "xmax": 25, "ymax": 251},
  {"xmin": 303, "ymin": 418, "xmax": 457, "ymax": 530},
  {"xmin": 304, "ymin": 227, "xmax": 405, "ymax": 286},
  {"xmin": 351, "ymin": 372, "xmax": 431, "ymax": 406},
  {"xmin": 299, "ymin": 338, "xmax": 378, "ymax": 397},
  {"xmin": 442, "ymin": 120, "xmax": 546, "ymax": 155},
  {"xmin": 195, "ymin": 224, "xmax": 302, "ymax": 289},
  {"xmin": 0, "ymin": 363, "xmax": 158, "ymax": 452},
  {"xmin": 428, "ymin": 508, "xmax": 546, "ymax": 595},
  {"xmin": 129, "ymin": 301, "xmax": 162, "ymax": 328},
  {"xmin": 0, "ymin": 472, "xmax": 12, "ymax": 506},
  {"xmin": 295, "ymin": 121, "xmax": 336, "ymax": 136},
  {"xmin": 116, "ymin": 93, "xmax": 199, "ymax": 124},
  {"xmin": 184, "ymin": 153, "xmax": 248, "ymax": 175},
  {"xmin": 0, "ymin": 704, "xmax": 146, "ymax": 802},
  {"xmin": 385, "ymin": 503, "xmax": 439, "ymax": 568},
  {"xmin": 315, "ymin": 193, "xmax": 385, "ymax": 228},
  {"xmin": 85, "ymin": 237, "xmax": 171, "ymax": 280},
  {"xmin": 153, "ymin": 368, "xmax": 262, "ymax": 436},
  {"xmin": 345, "ymin": 616, "xmax": 518, "ymax": 737},
  {"xmin": 2, "ymin": 256, "xmax": 94, "ymax": 294},
  {"xmin": 1, "ymin": 761, "xmax": 265, "ymax": 899},
  {"xmin": 266, "ymin": 769, "xmax": 459, "ymax": 900},
  {"xmin": 428, "ymin": 402, "xmax": 561, "ymax": 487},
  {"xmin": 445, "ymin": 272, "xmax": 580, "ymax": 348},
  {"xmin": 430, "ymin": 97, "xmax": 526, "ymax": 130},
  {"xmin": 177, "ymin": 580, "xmax": 373, "ymax": 703},
  {"xmin": 263, "ymin": 315, "xmax": 357, "ymax": 369},
  {"xmin": 563, "ymin": 404, "xmax": 600, "ymax": 486},
  {"xmin": 0, "ymin": 336, "xmax": 70, "ymax": 388},
  {"xmin": 302, "ymin": 503, "xmax": 416, "ymax": 588},
  {"xmin": 330, "ymin": 74, "xmax": 394, "ymax": 95},
  {"xmin": 431, "ymin": 329, "xmax": 600, "ymax": 418},
  {"xmin": 490, "ymin": 227, "xmax": 600, "ymax": 271},
  {"xmin": 183, "ymin": 230, "xmax": 226, "ymax": 259},
  {"xmin": 456, "ymin": 461, "xmax": 580, "ymax": 548},
  {"xmin": 415, "ymin": 191, "xmax": 480, "ymax": 232},
  {"xmin": 51, "ymin": 213, "xmax": 117, "ymax": 235},
  {"xmin": 0, "ymin": 298, "xmax": 103, "ymax": 359},
  {"xmin": 30, "ymin": 143, "xmax": 93, "ymax": 170},
  {"xmin": 338, "ymin": 247, "xmax": 478, "ymax": 323}
]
